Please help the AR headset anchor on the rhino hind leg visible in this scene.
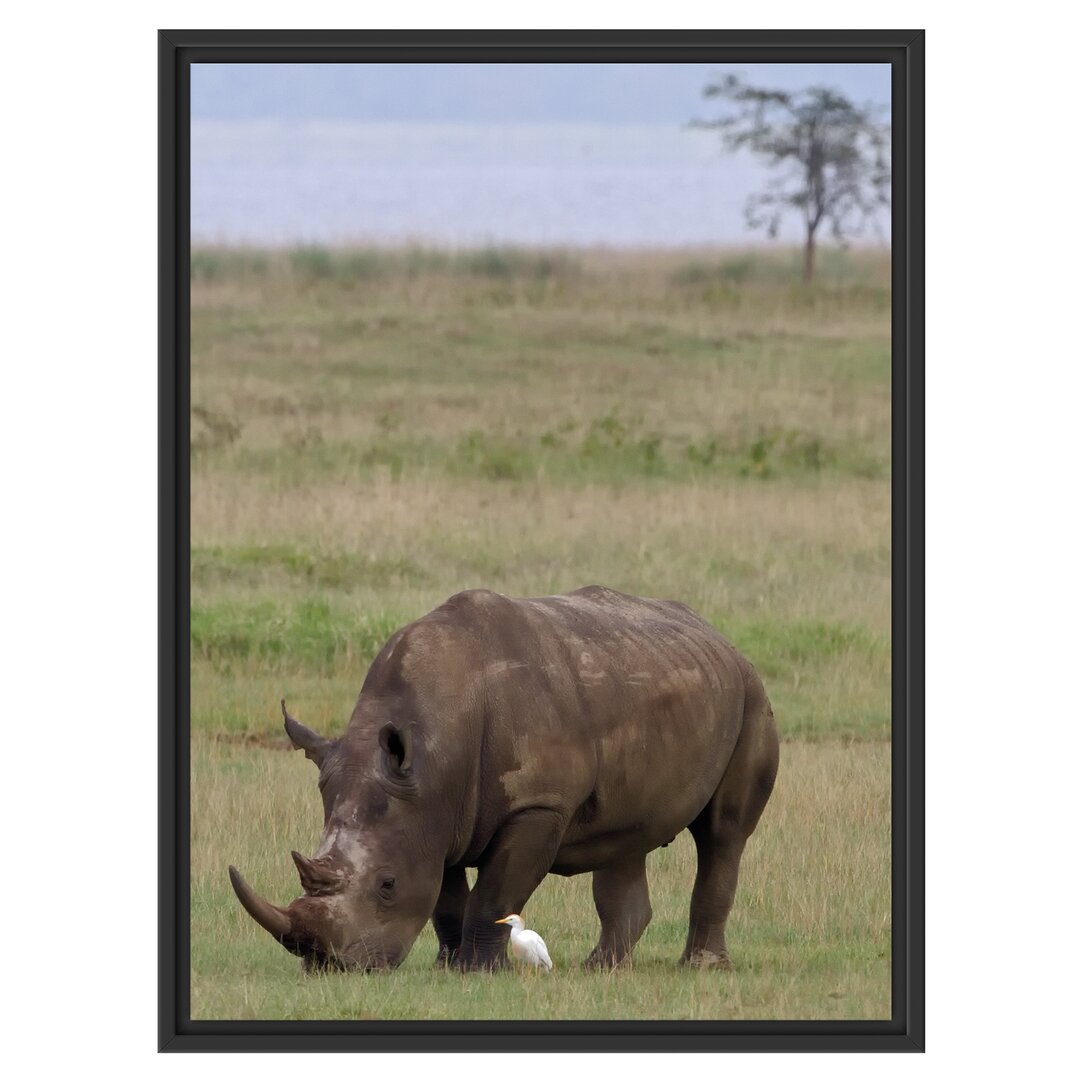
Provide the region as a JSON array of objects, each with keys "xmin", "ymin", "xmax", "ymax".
[
  {"xmin": 584, "ymin": 855, "xmax": 652, "ymax": 969},
  {"xmin": 682, "ymin": 671, "xmax": 779, "ymax": 970},
  {"xmin": 454, "ymin": 807, "xmax": 567, "ymax": 972},
  {"xmin": 431, "ymin": 865, "xmax": 470, "ymax": 967}
]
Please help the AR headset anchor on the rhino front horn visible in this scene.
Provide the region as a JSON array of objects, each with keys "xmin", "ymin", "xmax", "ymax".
[{"xmin": 228, "ymin": 865, "xmax": 292, "ymax": 940}]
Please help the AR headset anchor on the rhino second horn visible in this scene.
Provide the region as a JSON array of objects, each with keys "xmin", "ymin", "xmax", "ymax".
[
  {"xmin": 291, "ymin": 850, "xmax": 343, "ymax": 894},
  {"xmin": 228, "ymin": 865, "xmax": 292, "ymax": 939}
]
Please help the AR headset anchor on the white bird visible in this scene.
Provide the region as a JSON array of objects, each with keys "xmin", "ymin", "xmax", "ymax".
[{"xmin": 495, "ymin": 913, "xmax": 553, "ymax": 970}]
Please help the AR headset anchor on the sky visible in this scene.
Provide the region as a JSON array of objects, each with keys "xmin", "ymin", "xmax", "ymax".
[
  {"xmin": 190, "ymin": 63, "xmax": 892, "ymax": 248},
  {"xmin": 192, "ymin": 62, "xmax": 891, "ymax": 125}
]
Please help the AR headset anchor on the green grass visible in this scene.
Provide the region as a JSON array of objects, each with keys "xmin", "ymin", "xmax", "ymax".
[
  {"xmin": 211, "ymin": 419, "xmax": 886, "ymax": 487},
  {"xmin": 191, "ymin": 596, "xmax": 888, "ymax": 742},
  {"xmin": 190, "ymin": 244, "xmax": 892, "ymax": 1019}
]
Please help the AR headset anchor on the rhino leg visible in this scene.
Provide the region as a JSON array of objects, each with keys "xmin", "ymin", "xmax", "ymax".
[
  {"xmin": 682, "ymin": 826, "xmax": 743, "ymax": 969},
  {"xmin": 584, "ymin": 855, "xmax": 652, "ymax": 969},
  {"xmin": 455, "ymin": 808, "xmax": 566, "ymax": 972},
  {"xmin": 681, "ymin": 672, "xmax": 779, "ymax": 969},
  {"xmin": 431, "ymin": 864, "xmax": 470, "ymax": 967}
]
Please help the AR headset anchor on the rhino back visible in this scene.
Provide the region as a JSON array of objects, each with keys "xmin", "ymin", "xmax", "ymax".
[{"xmin": 383, "ymin": 587, "xmax": 752, "ymax": 870}]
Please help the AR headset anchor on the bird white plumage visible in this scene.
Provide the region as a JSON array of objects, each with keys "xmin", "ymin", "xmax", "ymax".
[{"xmin": 495, "ymin": 913, "xmax": 553, "ymax": 970}]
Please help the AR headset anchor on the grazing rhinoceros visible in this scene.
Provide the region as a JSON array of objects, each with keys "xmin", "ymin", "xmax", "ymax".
[{"xmin": 229, "ymin": 586, "xmax": 779, "ymax": 972}]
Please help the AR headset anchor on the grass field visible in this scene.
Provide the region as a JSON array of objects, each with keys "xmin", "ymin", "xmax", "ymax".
[{"xmin": 190, "ymin": 245, "xmax": 892, "ymax": 1020}]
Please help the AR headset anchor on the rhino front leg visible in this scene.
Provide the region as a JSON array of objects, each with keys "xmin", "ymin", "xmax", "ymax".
[
  {"xmin": 455, "ymin": 808, "xmax": 566, "ymax": 971},
  {"xmin": 585, "ymin": 855, "xmax": 652, "ymax": 969},
  {"xmin": 432, "ymin": 864, "xmax": 470, "ymax": 967}
]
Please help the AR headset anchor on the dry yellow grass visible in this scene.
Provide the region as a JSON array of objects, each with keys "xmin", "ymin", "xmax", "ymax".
[
  {"xmin": 189, "ymin": 245, "xmax": 892, "ymax": 1018},
  {"xmin": 192, "ymin": 738, "xmax": 889, "ymax": 1020}
]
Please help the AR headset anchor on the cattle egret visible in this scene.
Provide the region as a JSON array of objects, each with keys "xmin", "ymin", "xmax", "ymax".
[{"xmin": 495, "ymin": 914, "xmax": 553, "ymax": 970}]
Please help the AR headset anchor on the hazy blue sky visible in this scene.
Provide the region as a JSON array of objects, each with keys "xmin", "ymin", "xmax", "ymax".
[
  {"xmin": 192, "ymin": 63, "xmax": 891, "ymax": 124},
  {"xmin": 191, "ymin": 63, "xmax": 892, "ymax": 247}
]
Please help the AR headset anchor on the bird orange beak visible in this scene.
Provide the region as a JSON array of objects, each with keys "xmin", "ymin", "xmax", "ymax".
[{"xmin": 494, "ymin": 917, "xmax": 510, "ymax": 925}]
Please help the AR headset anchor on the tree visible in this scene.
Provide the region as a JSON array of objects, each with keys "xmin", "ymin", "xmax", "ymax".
[{"xmin": 693, "ymin": 75, "xmax": 890, "ymax": 283}]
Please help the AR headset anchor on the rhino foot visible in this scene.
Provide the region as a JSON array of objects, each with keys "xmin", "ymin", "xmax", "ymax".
[
  {"xmin": 435, "ymin": 945, "xmax": 460, "ymax": 968},
  {"xmin": 451, "ymin": 952, "xmax": 510, "ymax": 973},
  {"xmin": 681, "ymin": 948, "xmax": 733, "ymax": 970},
  {"xmin": 583, "ymin": 947, "xmax": 631, "ymax": 971}
]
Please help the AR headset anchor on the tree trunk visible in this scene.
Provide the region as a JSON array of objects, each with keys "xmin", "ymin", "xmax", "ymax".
[{"xmin": 803, "ymin": 229, "xmax": 816, "ymax": 284}]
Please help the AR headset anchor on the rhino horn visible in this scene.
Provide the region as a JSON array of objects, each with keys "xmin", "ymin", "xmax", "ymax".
[
  {"xmin": 228, "ymin": 865, "xmax": 292, "ymax": 939},
  {"xmin": 291, "ymin": 850, "xmax": 344, "ymax": 895},
  {"xmin": 281, "ymin": 699, "xmax": 331, "ymax": 767}
]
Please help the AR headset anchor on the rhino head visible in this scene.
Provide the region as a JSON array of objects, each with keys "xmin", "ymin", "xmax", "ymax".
[{"xmin": 228, "ymin": 700, "xmax": 445, "ymax": 971}]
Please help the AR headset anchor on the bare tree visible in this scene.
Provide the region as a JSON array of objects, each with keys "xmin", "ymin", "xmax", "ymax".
[{"xmin": 694, "ymin": 75, "xmax": 890, "ymax": 282}]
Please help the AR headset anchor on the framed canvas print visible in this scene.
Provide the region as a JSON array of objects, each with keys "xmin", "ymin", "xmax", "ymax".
[{"xmin": 159, "ymin": 28, "xmax": 924, "ymax": 1052}]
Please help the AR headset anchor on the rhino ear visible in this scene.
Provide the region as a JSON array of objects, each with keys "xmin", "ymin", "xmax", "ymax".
[
  {"xmin": 378, "ymin": 722, "xmax": 413, "ymax": 777},
  {"xmin": 281, "ymin": 699, "xmax": 331, "ymax": 767}
]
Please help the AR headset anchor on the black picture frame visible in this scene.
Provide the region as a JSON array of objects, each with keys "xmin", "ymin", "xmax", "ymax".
[{"xmin": 160, "ymin": 27, "xmax": 924, "ymax": 1052}]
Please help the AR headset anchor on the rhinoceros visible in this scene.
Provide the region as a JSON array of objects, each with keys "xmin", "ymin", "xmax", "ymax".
[{"xmin": 229, "ymin": 586, "xmax": 779, "ymax": 972}]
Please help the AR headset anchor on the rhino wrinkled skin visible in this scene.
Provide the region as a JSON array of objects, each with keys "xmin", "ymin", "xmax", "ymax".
[{"xmin": 229, "ymin": 586, "xmax": 779, "ymax": 972}]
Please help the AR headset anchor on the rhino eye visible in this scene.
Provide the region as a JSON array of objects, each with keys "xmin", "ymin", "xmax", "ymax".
[{"xmin": 381, "ymin": 876, "xmax": 395, "ymax": 891}]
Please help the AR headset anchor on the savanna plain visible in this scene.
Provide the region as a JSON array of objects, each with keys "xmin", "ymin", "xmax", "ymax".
[{"xmin": 190, "ymin": 246, "xmax": 891, "ymax": 1020}]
